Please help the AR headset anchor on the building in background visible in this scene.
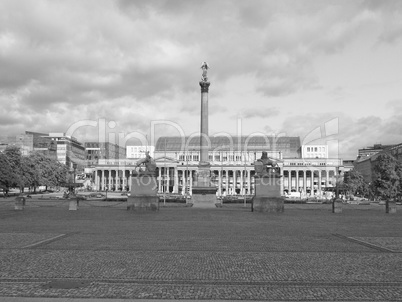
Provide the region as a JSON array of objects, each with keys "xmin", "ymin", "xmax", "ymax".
[
  {"xmin": 301, "ymin": 145, "xmax": 328, "ymax": 159},
  {"xmin": 355, "ymin": 143, "xmax": 402, "ymax": 183},
  {"xmin": 91, "ymin": 136, "xmax": 343, "ymax": 197},
  {"xmin": 0, "ymin": 134, "xmax": 34, "ymax": 155},
  {"xmin": 357, "ymin": 144, "xmax": 395, "ymax": 159},
  {"xmin": 42, "ymin": 133, "xmax": 86, "ymax": 171},
  {"xmin": 25, "ymin": 131, "xmax": 57, "ymax": 159},
  {"xmin": 342, "ymin": 159, "xmax": 355, "ymax": 172},
  {"xmin": 126, "ymin": 145, "xmax": 154, "ymax": 159},
  {"xmin": 85, "ymin": 142, "xmax": 126, "ymax": 167}
]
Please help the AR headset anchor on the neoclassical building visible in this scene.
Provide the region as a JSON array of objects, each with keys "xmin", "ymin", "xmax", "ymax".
[{"xmin": 92, "ymin": 136, "xmax": 343, "ymax": 197}]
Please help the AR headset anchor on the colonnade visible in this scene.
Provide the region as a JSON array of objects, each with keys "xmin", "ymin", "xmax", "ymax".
[
  {"xmin": 93, "ymin": 166, "xmax": 340, "ymax": 196},
  {"xmin": 282, "ymin": 168, "xmax": 339, "ymax": 195}
]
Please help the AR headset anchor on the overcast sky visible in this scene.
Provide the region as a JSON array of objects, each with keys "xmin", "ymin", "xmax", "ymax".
[{"xmin": 1, "ymin": 0, "xmax": 402, "ymax": 159}]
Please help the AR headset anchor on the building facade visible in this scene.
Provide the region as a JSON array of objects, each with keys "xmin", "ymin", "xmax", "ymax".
[
  {"xmin": 43, "ymin": 133, "xmax": 86, "ymax": 171},
  {"xmin": 0, "ymin": 134, "xmax": 34, "ymax": 155},
  {"xmin": 91, "ymin": 136, "xmax": 343, "ymax": 197},
  {"xmin": 355, "ymin": 143, "xmax": 402, "ymax": 183},
  {"xmin": 126, "ymin": 145, "xmax": 155, "ymax": 159},
  {"xmin": 85, "ymin": 142, "xmax": 126, "ymax": 167}
]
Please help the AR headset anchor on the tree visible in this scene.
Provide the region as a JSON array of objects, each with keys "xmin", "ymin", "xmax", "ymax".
[
  {"xmin": 372, "ymin": 153, "xmax": 400, "ymax": 202},
  {"xmin": 0, "ymin": 152, "xmax": 17, "ymax": 194},
  {"xmin": 19, "ymin": 156, "xmax": 38, "ymax": 192},
  {"xmin": 343, "ymin": 169, "xmax": 369, "ymax": 198},
  {"xmin": 28, "ymin": 152, "xmax": 69, "ymax": 191},
  {"xmin": 3, "ymin": 146, "xmax": 23, "ymax": 189}
]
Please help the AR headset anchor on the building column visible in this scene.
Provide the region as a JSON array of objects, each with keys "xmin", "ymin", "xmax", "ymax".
[
  {"xmin": 122, "ymin": 170, "xmax": 127, "ymax": 190},
  {"xmin": 174, "ymin": 167, "xmax": 179, "ymax": 193},
  {"xmin": 115, "ymin": 170, "xmax": 119, "ymax": 190},
  {"xmin": 225, "ymin": 170, "xmax": 229, "ymax": 194},
  {"xmin": 183, "ymin": 170, "xmax": 187, "ymax": 195},
  {"xmin": 318, "ymin": 170, "xmax": 322, "ymax": 195},
  {"xmin": 310, "ymin": 170, "xmax": 314, "ymax": 194},
  {"xmin": 108, "ymin": 170, "xmax": 112, "ymax": 190},
  {"xmin": 233, "ymin": 169, "xmax": 237, "ymax": 195},
  {"xmin": 218, "ymin": 169, "xmax": 222, "ymax": 196},
  {"xmin": 240, "ymin": 170, "xmax": 244, "ymax": 195},
  {"xmin": 158, "ymin": 168, "xmax": 162, "ymax": 193},
  {"xmin": 189, "ymin": 170, "xmax": 193, "ymax": 195},
  {"xmin": 166, "ymin": 167, "xmax": 170, "ymax": 193},
  {"xmin": 247, "ymin": 169, "xmax": 251, "ymax": 195},
  {"xmin": 101, "ymin": 170, "xmax": 105, "ymax": 190},
  {"xmin": 94, "ymin": 170, "xmax": 99, "ymax": 191},
  {"xmin": 280, "ymin": 167, "xmax": 284, "ymax": 195},
  {"xmin": 128, "ymin": 170, "xmax": 133, "ymax": 192}
]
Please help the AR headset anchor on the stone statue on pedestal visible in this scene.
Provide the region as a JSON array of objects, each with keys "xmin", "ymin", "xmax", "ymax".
[
  {"xmin": 134, "ymin": 151, "xmax": 156, "ymax": 173},
  {"xmin": 254, "ymin": 151, "xmax": 280, "ymax": 176}
]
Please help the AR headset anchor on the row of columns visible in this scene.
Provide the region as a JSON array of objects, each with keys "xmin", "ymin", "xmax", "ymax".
[
  {"xmin": 93, "ymin": 166, "xmax": 340, "ymax": 196},
  {"xmin": 93, "ymin": 167, "xmax": 257, "ymax": 195},
  {"xmin": 282, "ymin": 169, "xmax": 339, "ymax": 194}
]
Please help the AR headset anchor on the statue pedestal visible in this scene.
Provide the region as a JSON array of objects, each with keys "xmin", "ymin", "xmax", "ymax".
[
  {"xmin": 127, "ymin": 173, "xmax": 159, "ymax": 212},
  {"xmin": 252, "ymin": 174, "xmax": 284, "ymax": 213},
  {"xmin": 191, "ymin": 165, "xmax": 218, "ymax": 208},
  {"xmin": 386, "ymin": 200, "xmax": 397, "ymax": 214},
  {"xmin": 14, "ymin": 197, "xmax": 25, "ymax": 211},
  {"xmin": 69, "ymin": 200, "xmax": 78, "ymax": 211}
]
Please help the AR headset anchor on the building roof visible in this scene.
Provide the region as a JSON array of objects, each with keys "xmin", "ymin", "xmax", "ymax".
[{"xmin": 155, "ymin": 136, "xmax": 301, "ymax": 158}]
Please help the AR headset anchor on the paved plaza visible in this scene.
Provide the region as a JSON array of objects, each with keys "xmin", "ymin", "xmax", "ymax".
[{"xmin": 1, "ymin": 198, "xmax": 402, "ymax": 301}]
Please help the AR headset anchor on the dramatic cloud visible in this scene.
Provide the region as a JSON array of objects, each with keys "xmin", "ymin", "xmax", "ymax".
[{"xmin": 0, "ymin": 0, "xmax": 402, "ymax": 158}]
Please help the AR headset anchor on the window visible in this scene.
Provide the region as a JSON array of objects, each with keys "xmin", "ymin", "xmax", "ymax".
[
  {"xmin": 193, "ymin": 155, "xmax": 199, "ymax": 161},
  {"xmin": 307, "ymin": 147, "xmax": 310, "ymax": 152}
]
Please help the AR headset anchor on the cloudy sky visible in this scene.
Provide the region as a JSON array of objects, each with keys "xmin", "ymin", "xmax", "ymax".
[{"xmin": 1, "ymin": 0, "xmax": 402, "ymax": 159}]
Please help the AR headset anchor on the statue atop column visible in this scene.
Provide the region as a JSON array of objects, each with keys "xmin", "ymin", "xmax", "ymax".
[{"xmin": 200, "ymin": 61, "xmax": 210, "ymax": 82}]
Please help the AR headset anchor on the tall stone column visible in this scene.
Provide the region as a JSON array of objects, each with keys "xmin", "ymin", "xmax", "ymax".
[
  {"xmin": 199, "ymin": 81, "xmax": 210, "ymax": 166},
  {"xmin": 191, "ymin": 62, "xmax": 218, "ymax": 207}
]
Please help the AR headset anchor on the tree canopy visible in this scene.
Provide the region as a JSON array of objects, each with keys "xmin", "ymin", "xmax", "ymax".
[
  {"xmin": 0, "ymin": 146, "xmax": 69, "ymax": 192},
  {"xmin": 343, "ymin": 169, "xmax": 368, "ymax": 197},
  {"xmin": 372, "ymin": 153, "xmax": 401, "ymax": 201}
]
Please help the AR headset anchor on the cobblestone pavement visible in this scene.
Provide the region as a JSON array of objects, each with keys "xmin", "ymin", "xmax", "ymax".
[{"xmin": 1, "ymin": 201, "xmax": 402, "ymax": 301}]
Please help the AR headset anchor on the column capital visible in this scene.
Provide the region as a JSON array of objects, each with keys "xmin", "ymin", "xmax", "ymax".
[{"xmin": 199, "ymin": 81, "xmax": 210, "ymax": 93}]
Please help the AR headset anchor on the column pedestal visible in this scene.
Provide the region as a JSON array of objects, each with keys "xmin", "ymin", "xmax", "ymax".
[{"xmin": 191, "ymin": 164, "xmax": 218, "ymax": 208}]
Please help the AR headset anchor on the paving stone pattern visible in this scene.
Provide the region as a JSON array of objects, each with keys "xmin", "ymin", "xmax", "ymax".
[{"xmin": 0, "ymin": 202, "xmax": 402, "ymax": 300}]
